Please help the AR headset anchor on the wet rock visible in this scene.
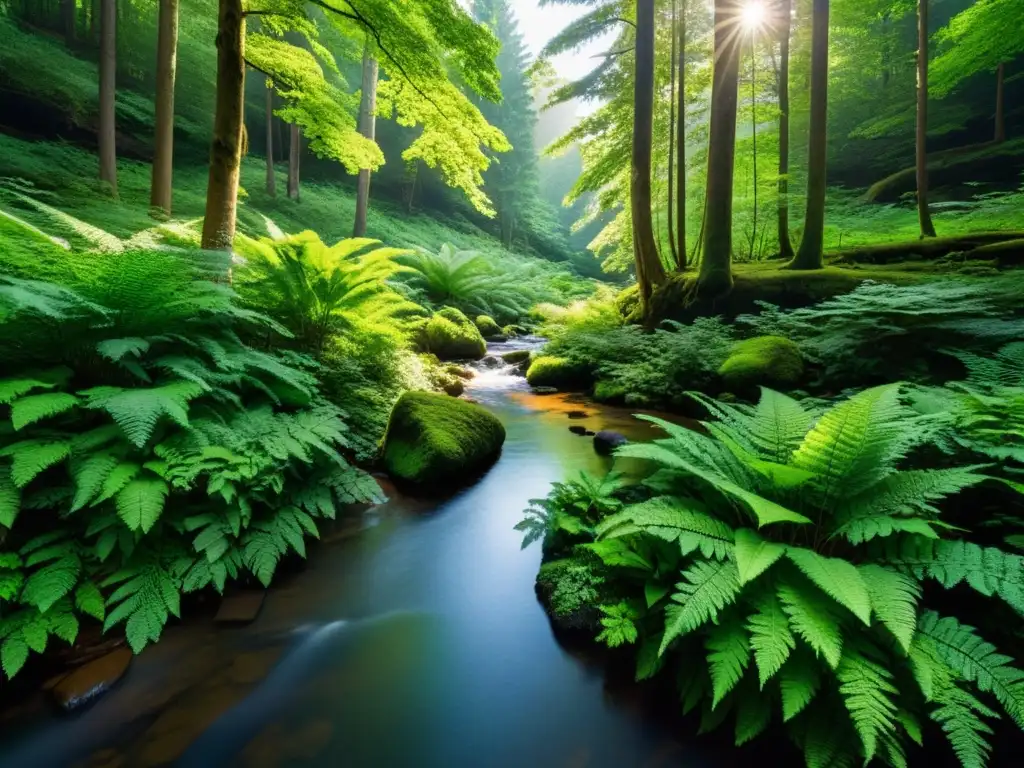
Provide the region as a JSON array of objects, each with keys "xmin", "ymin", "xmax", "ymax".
[
  {"xmin": 480, "ymin": 355, "xmax": 503, "ymax": 369},
  {"xmin": 585, "ymin": 430, "xmax": 596, "ymax": 437},
  {"xmin": 500, "ymin": 349, "xmax": 531, "ymax": 365},
  {"xmin": 52, "ymin": 648, "xmax": 132, "ymax": 711},
  {"xmin": 215, "ymin": 591, "xmax": 266, "ymax": 624},
  {"xmin": 566, "ymin": 410, "xmax": 590, "ymax": 419},
  {"xmin": 569, "ymin": 425, "xmax": 588, "ymax": 436},
  {"xmin": 532, "ymin": 386, "xmax": 558, "ymax": 395},
  {"xmin": 594, "ymin": 430, "xmax": 628, "ymax": 456}
]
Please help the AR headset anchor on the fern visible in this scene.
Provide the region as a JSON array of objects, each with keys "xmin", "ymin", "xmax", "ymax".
[
  {"xmin": 8, "ymin": 392, "xmax": 79, "ymax": 430},
  {"xmin": 778, "ymin": 650, "xmax": 822, "ymax": 722},
  {"xmin": 0, "ymin": 439, "xmax": 72, "ymax": 487},
  {"xmin": 786, "ymin": 548, "xmax": 872, "ymax": 626},
  {"xmin": 836, "ymin": 644, "xmax": 900, "ymax": 760},
  {"xmin": 80, "ymin": 381, "xmax": 205, "ymax": 447},
  {"xmin": 661, "ymin": 561, "xmax": 741, "ymax": 653},
  {"xmin": 706, "ymin": 612, "xmax": 751, "ymax": 706},
  {"xmin": 597, "ymin": 496, "xmax": 734, "ymax": 559},
  {"xmin": 747, "ymin": 589, "xmax": 796, "ymax": 687},
  {"xmin": 103, "ymin": 553, "xmax": 188, "ymax": 653},
  {"xmin": 595, "ymin": 602, "xmax": 640, "ymax": 648}
]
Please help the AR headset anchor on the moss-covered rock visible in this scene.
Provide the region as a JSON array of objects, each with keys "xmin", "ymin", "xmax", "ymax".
[
  {"xmin": 424, "ymin": 307, "xmax": 486, "ymax": 360},
  {"xmin": 500, "ymin": 349, "xmax": 531, "ymax": 365},
  {"xmin": 502, "ymin": 324, "xmax": 527, "ymax": 338},
  {"xmin": 592, "ymin": 380, "xmax": 628, "ymax": 405},
  {"xmin": 474, "ymin": 315, "xmax": 502, "ymax": 338},
  {"xmin": 718, "ymin": 336, "xmax": 804, "ymax": 390},
  {"xmin": 382, "ymin": 392, "xmax": 505, "ymax": 487},
  {"xmin": 526, "ymin": 356, "xmax": 591, "ymax": 390}
]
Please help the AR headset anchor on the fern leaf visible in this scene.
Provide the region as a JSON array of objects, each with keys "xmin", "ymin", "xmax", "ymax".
[
  {"xmin": 19, "ymin": 554, "xmax": 81, "ymax": 613},
  {"xmin": 930, "ymin": 680, "xmax": 996, "ymax": 768},
  {"xmin": 74, "ymin": 581, "xmax": 105, "ymax": 621},
  {"xmin": 9, "ymin": 393, "xmax": 78, "ymax": 431},
  {"xmin": 734, "ymin": 528, "xmax": 787, "ymax": 584},
  {"xmin": 103, "ymin": 559, "xmax": 183, "ymax": 653},
  {"xmin": 95, "ymin": 462, "xmax": 141, "ymax": 504},
  {"xmin": 115, "ymin": 478, "xmax": 169, "ymax": 533},
  {"xmin": 0, "ymin": 466, "xmax": 20, "ymax": 528},
  {"xmin": 242, "ymin": 530, "xmax": 285, "ymax": 587},
  {"xmin": 80, "ymin": 381, "xmax": 204, "ymax": 447},
  {"xmin": 596, "ymin": 602, "xmax": 640, "ymax": 648},
  {"xmin": 96, "ymin": 337, "xmax": 150, "ymax": 362},
  {"xmin": 778, "ymin": 651, "xmax": 822, "ymax": 721},
  {"xmin": 918, "ymin": 611, "xmax": 1024, "ymax": 728},
  {"xmin": 0, "ymin": 440, "xmax": 72, "ymax": 488},
  {"xmin": 596, "ymin": 496, "xmax": 734, "ymax": 559},
  {"xmin": 787, "ymin": 548, "xmax": 872, "ymax": 625},
  {"xmin": 0, "ymin": 368, "xmax": 71, "ymax": 405},
  {"xmin": 580, "ymin": 540, "xmax": 653, "ymax": 570},
  {"xmin": 858, "ymin": 564, "xmax": 920, "ymax": 653},
  {"xmin": 68, "ymin": 452, "xmax": 120, "ymax": 512},
  {"xmin": 836, "ymin": 645, "xmax": 900, "ymax": 761},
  {"xmin": 705, "ymin": 613, "xmax": 751, "ymax": 707},
  {"xmin": 692, "ymin": 387, "xmax": 813, "ymax": 463},
  {"xmin": 748, "ymin": 589, "xmax": 796, "ymax": 686},
  {"xmin": 778, "ymin": 577, "xmax": 845, "ymax": 669},
  {"xmin": 1, "ymin": 634, "xmax": 29, "ymax": 678},
  {"xmin": 661, "ymin": 561, "xmax": 741, "ymax": 654},
  {"xmin": 734, "ymin": 681, "xmax": 772, "ymax": 746}
]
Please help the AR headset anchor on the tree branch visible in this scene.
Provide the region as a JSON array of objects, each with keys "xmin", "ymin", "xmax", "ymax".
[{"xmin": 592, "ymin": 47, "xmax": 634, "ymax": 59}]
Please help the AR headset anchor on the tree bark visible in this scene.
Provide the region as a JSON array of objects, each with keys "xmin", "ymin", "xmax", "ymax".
[
  {"xmin": 676, "ymin": 0, "xmax": 687, "ymax": 269},
  {"xmin": 98, "ymin": 0, "xmax": 117, "ymax": 197},
  {"xmin": 995, "ymin": 62, "xmax": 1006, "ymax": 143},
  {"xmin": 61, "ymin": 0, "xmax": 76, "ymax": 46},
  {"xmin": 353, "ymin": 40, "xmax": 379, "ymax": 238},
  {"xmin": 287, "ymin": 123, "xmax": 301, "ymax": 201},
  {"xmin": 402, "ymin": 160, "xmax": 419, "ymax": 214},
  {"xmin": 265, "ymin": 82, "xmax": 276, "ymax": 196},
  {"xmin": 149, "ymin": 0, "xmax": 178, "ymax": 218},
  {"xmin": 201, "ymin": 0, "xmax": 245, "ymax": 250},
  {"xmin": 916, "ymin": 0, "xmax": 937, "ymax": 238},
  {"xmin": 776, "ymin": 0, "xmax": 795, "ymax": 261},
  {"xmin": 699, "ymin": 0, "xmax": 742, "ymax": 295},
  {"xmin": 667, "ymin": 0, "xmax": 679, "ymax": 271},
  {"xmin": 791, "ymin": 0, "xmax": 829, "ymax": 269},
  {"xmin": 631, "ymin": 0, "xmax": 666, "ymax": 307}
]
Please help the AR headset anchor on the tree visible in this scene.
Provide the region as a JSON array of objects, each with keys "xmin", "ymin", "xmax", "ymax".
[
  {"xmin": 674, "ymin": 0, "xmax": 688, "ymax": 269},
  {"xmin": 287, "ymin": 124, "xmax": 301, "ymax": 201},
  {"xmin": 791, "ymin": 0, "xmax": 829, "ymax": 270},
  {"xmin": 775, "ymin": 0, "xmax": 794, "ymax": 261},
  {"xmin": 150, "ymin": 0, "xmax": 179, "ymax": 218},
  {"xmin": 265, "ymin": 81, "xmax": 276, "ymax": 196},
  {"xmin": 353, "ymin": 39, "xmax": 378, "ymax": 238},
  {"xmin": 98, "ymin": 0, "xmax": 117, "ymax": 198},
  {"xmin": 61, "ymin": 0, "xmax": 76, "ymax": 46},
  {"xmin": 699, "ymin": 0, "xmax": 742, "ymax": 296},
  {"xmin": 916, "ymin": 0, "xmax": 936, "ymax": 238},
  {"xmin": 632, "ymin": 0, "xmax": 666, "ymax": 306}
]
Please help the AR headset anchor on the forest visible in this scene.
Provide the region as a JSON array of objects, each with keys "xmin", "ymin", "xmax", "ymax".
[{"xmin": 0, "ymin": 0, "xmax": 1023, "ymax": 766}]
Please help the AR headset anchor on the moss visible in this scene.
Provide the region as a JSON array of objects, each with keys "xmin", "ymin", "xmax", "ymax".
[
  {"xmin": 424, "ymin": 307, "xmax": 486, "ymax": 360},
  {"xmin": 500, "ymin": 350, "xmax": 531, "ymax": 365},
  {"xmin": 526, "ymin": 356, "xmax": 592, "ymax": 390},
  {"xmin": 592, "ymin": 380, "xmax": 628, "ymax": 405},
  {"xmin": 474, "ymin": 314, "xmax": 502, "ymax": 338},
  {"xmin": 502, "ymin": 324, "xmax": 527, "ymax": 337},
  {"xmin": 719, "ymin": 336, "xmax": 804, "ymax": 390},
  {"xmin": 0, "ymin": 210, "xmax": 75, "ymax": 282},
  {"xmin": 382, "ymin": 392, "xmax": 505, "ymax": 487}
]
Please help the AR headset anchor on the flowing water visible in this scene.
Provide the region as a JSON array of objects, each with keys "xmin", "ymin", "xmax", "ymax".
[{"xmin": 0, "ymin": 341, "xmax": 719, "ymax": 768}]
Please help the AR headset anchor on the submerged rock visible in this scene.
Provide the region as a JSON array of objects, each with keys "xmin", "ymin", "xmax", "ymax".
[
  {"xmin": 382, "ymin": 392, "xmax": 506, "ymax": 488},
  {"xmin": 593, "ymin": 430, "xmax": 628, "ymax": 456},
  {"xmin": 566, "ymin": 410, "xmax": 589, "ymax": 419},
  {"xmin": 215, "ymin": 591, "xmax": 266, "ymax": 624},
  {"xmin": 424, "ymin": 308, "xmax": 487, "ymax": 361},
  {"xmin": 569, "ymin": 425, "xmax": 588, "ymax": 436},
  {"xmin": 52, "ymin": 648, "xmax": 132, "ymax": 711}
]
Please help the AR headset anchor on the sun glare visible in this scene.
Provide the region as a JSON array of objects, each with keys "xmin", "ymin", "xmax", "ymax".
[{"xmin": 741, "ymin": 1, "xmax": 767, "ymax": 31}]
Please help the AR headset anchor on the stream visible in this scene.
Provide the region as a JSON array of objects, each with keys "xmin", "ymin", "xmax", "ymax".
[{"xmin": 0, "ymin": 340, "xmax": 718, "ymax": 768}]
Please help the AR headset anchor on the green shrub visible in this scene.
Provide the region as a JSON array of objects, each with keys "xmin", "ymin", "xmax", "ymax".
[
  {"xmin": 382, "ymin": 392, "xmax": 505, "ymax": 487},
  {"xmin": 424, "ymin": 307, "xmax": 487, "ymax": 360},
  {"xmin": 518, "ymin": 385, "xmax": 1024, "ymax": 767},
  {"xmin": 593, "ymin": 380, "xmax": 629, "ymax": 404},
  {"xmin": 718, "ymin": 336, "xmax": 804, "ymax": 391},
  {"xmin": 525, "ymin": 356, "xmax": 591, "ymax": 389},
  {"xmin": 475, "ymin": 314, "xmax": 502, "ymax": 337},
  {"xmin": 0, "ymin": 251, "xmax": 384, "ymax": 677}
]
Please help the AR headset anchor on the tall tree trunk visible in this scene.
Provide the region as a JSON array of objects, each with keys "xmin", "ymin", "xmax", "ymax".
[
  {"xmin": 995, "ymin": 62, "xmax": 1006, "ymax": 143},
  {"xmin": 61, "ymin": 0, "xmax": 76, "ymax": 46},
  {"xmin": 287, "ymin": 123, "xmax": 301, "ymax": 201},
  {"xmin": 749, "ymin": 34, "xmax": 758, "ymax": 260},
  {"xmin": 916, "ymin": 0, "xmax": 936, "ymax": 238},
  {"xmin": 98, "ymin": 0, "xmax": 117, "ymax": 197},
  {"xmin": 699, "ymin": 0, "xmax": 742, "ymax": 295},
  {"xmin": 676, "ymin": 0, "xmax": 687, "ymax": 269},
  {"xmin": 353, "ymin": 41, "xmax": 379, "ymax": 238},
  {"xmin": 666, "ymin": 0, "xmax": 679, "ymax": 271},
  {"xmin": 201, "ymin": 0, "xmax": 245, "ymax": 250},
  {"xmin": 90, "ymin": 0, "xmax": 98, "ymax": 42},
  {"xmin": 791, "ymin": 0, "xmax": 829, "ymax": 269},
  {"xmin": 149, "ymin": 0, "xmax": 178, "ymax": 218},
  {"xmin": 265, "ymin": 81, "xmax": 276, "ymax": 196},
  {"xmin": 631, "ymin": 0, "xmax": 666, "ymax": 308},
  {"xmin": 402, "ymin": 160, "xmax": 419, "ymax": 214},
  {"xmin": 776, "ymin": 0, "xmax": 795, "ymax": 260}
]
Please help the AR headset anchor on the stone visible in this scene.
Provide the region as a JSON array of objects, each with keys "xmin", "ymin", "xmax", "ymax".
[
  {"xmin": 474, "ymin": 314, "xmax": 502, "ymax": 338},
  {"xmin": 424, "ymin": 307, "xmax": 486, "ymax": 360},
  {"xmin": 566, "ymin": 410, "xmax": 590, "ymax": 419},
  {"xmin": 500, "ymin": 349, "xmax": 531, "ymax": 365},
  {"xmin": 594, "ymin": 430, "xmax": 628, "ymax": 456},
  {"xmin": 52, "ymin": 648, "xmax": 132, "ymax": 711},
  {"xmin": 215, "ymin": 591, "xmax": 266, "ymax": 624},
  {"xmin": 718, "ymin": 336, "xmax": 804, "ymax": 391},
  {"xmin": 532, "ymin": 386, "xmax": 558, "ymax": 395},
  {"xmin": 569, "ymin": 425, "xmax": 588, "ymax": 436},
  {"xmin": 480, "ymin": 355, "xmax": 503, "ymax": 369}
]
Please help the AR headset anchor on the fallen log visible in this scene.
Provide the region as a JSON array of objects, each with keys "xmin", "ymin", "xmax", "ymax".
[{"xmin": 829, "ymin": 232, "xmax": 1024, "ymax": 265}]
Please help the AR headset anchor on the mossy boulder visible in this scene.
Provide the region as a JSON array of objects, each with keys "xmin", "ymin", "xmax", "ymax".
[
  {"xmin": 424, "ymin": 307, "xmax": 486, "ymax": 361},
  {"xmin": 718, "ymin": 336, "xmax": 804, "ymax": 390},
  {"xmin": 474, "ymin": 315, "xmax": 502, "ymax": 338},
  {"xmin": 526, "ymin": 356, "xmax": 592, "ymax": 390},
  {"xmin": 592, "ymin": 380, "xmax": 628, "ymax": 405},
  {"xmin": 382, "ymin": 392, "xmax": 506, "ymax": 488},
  {"xmin": 500, "ymin": 350, "xmax": 531, "ymax": 365}
]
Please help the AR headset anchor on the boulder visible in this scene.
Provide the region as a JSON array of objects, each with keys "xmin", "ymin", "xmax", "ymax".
[
  {"xmin": 480, "ymin": 355, "xmax": 503, "ymax": 369},
  {"xmin": 500, "ymin": 349, "xmax": 531, "ymax": 365},
  {"xmin": 569, "ymin": 425, "xmax": 588, "ymax": 436},
  {"xmin": 566, "ymin": 410, "xmax": 589, "ymax": 419},
  {"xmin": 525, "ymin": 356, "xmax": 591, "ymax": 389},
  {"xmin": 383, "ymin": 392, "xmax": 506, "ymax": 487},
  {"xmin": 52, "ymin": 648, "xmax": 132, "ymax": 711},
  {"xmin": 594, "ymin": 430, "xmax": 628, "ymax": 456},
  {"xmin": 474, "ymin": 314, "xmax": 503, "ymax": 338},
  {"xmin": 425, "ymin": 307, "xmax": 486, "ymax": 360},
  {"xmin": 718, "ymin": 336, "xmax": 804, "ymax": 391}
]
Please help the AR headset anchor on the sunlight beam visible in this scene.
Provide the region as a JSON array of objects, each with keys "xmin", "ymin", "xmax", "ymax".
[{"xmin": 741, "ymin": 1, "xmax": 767, "ymax": 32}]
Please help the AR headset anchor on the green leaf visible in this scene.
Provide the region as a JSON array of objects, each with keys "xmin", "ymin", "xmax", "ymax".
[
  {"xmin": 9, "ymin": 392, "xmax": 79, "ymax": 430},
  {"xmin": 69, "ymin": 452, "xmax": 120, "ymax": 512},
  {"xmin": 103, "ymin": 559, "xmax": 183, "ymax": 653},
  {"xmin": 1, "ymin": 635, "xmax": 29, "ymax": 678},
  {"xmin": 734, "ymin": 528, "xmax": 786, "ymax": 585},
  {"xmin": 836, "ymin": 646, "xmax": 900, "ymax": 761},
  {"xmin": 777, "ymin": 578, "xmax": 844, "ymax": 669},
  {"xmin": 0, "ymin": 466, "xmax": 20, "ymax": 528},
  {"xmin": 580, "ymin": 539, "xmax": 652, "ymax": 570},
  {"xmin": 734, "ymin": 683, "xmax": 772, "ymax": 746},
  {"xmin": 596, "ymin": 496, "xmax": 734, "ymax": 560},
  {"xmin": 661, "ymin": 561, "xmax": 741, "ymax": 655},
  {"xmin": 595, "ymin": 602, "xmax": 639, "ymax": 648},
  {"xmin": 778, "ymin": 651, "xmax": 821, "ymax": 721},
  {"xmin": 858, "ymin": 564, "xmax": 920, "ymax": 653},
  {"xmin": 96, "ymin": 462, "xmax": 141, "ymax": 504},
  {"xmin": 705, "ymin": 614, "xmax": 751, "ymax": 707},
  {"xmin": 80, "ymin": 381, "xmax": 204, "ymax": 448},
  {"xmin": 0, "ymin": 368, "xmax": 70, "ymax": 405},
  {"xmin": 747, "ymin": 590, "xmax": 795, "ymax": 687},
  {"xmin": 115, "ymin": 478, "xmax": 169, "ymax": 533},
  {"xmin": 19, "ymin": 555, "xmax": 81, "ymax": 612},
  {"xmin": 787, "ymin": 548, "xmax": 872, "ymax": 625},
  {"xmin": 74, "ymin": 581, "xmax": 105, "ymax": 621},
  {"xmin": 0, "ymin": 440, "xmax": 72, "ymax": 488},
  {"xmin": 96, "ymin": 337, "xmax": 150, "ymax": 362}
]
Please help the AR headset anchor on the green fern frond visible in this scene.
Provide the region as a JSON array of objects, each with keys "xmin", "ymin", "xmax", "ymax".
[
  {"xmin": 777, "ymin": 577, "xmax": 845, "ymax": 669},
  {"xmin": 0, "ymin": 439, "xmax": 72, "ymax": 487},
  {"xmin": 596, "ymin": 496, "xmax": 734, "ymax": 560},
  {"xmin": 115, "ymin": 477, "xmax": 169, "ymax": 533},
  {"xmin": 103, "ymin": 556, "xmax": 186, "ymax": 653},
  {"xmin": 81, "ymin": 381, "xmax": 205, "ymax": 447},
  {"xmin": 929, "ymin": 679, "xmax": 997, "ymax": 768},
  {"xmin": 778, "ymin": 650, "xmax": 822, "ymax": 722},
  {"xmin": 0, "ymin": 368, "xmax": 71, "ymax": 405},
  {"xmin": 858, "ymin": 564, "xmax": 920, "ymax": 653},
  {"xmin": 19, "ymin": 553, "xmax": 81, "ymax": 613},
  {"xmin": 734, "ymin": 528, "xmax": 787, "ymax": 585},
  {"xmin": 96, "ymin": 337, "xmax": 150, "ymax": 362},
  {"xmin": 747, "ymin": 589, "xmax": 796, "ymax": 686},
  {"xmin": 73, "ymin": 581, "xmax": 105, "ymax": 621},
  {"xmin": 734, "ymin": 680, "xmax": 773, "ymax": 746},
  {"xmin": 9, "ymin": 392, "xmax": 78, "ymax": 430},
  {"xmin": 595, "ymin": 602, "xmax": 640, "ymax": 648},
  {"xmin": 0, "ymin": 466, "xmax": 19, "ymax": 527},
  {"xmin": 787, "ymin": 548, "xmax": 872, "ymax": 625},
  {"xmin": 691, "ymin": 388, "xmax": 814, "ymax": 463},
  {"xmin": 706, "ymin": 612, "xmax": 751, "ymax": 707},
  {"xmin": 95, "ymin": 461, "xmax": 141, "ymax": 504},
  {"xmin": 836, "ymin": 644, "xmax": 900, "ymax": 761},
  {"xmin": 661, "ymin": 561, "xmax": 741, "ymax": 654},
  {"xmin": 68, "ymin": 452, "xmax": 120, "ymax": 512}
]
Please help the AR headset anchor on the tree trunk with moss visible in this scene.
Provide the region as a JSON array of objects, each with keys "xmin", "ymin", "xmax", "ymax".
[
  {"xmin": 776, "ymin": 0, "xmax": 795, "ymax": 261},
  {"xmin": 699, "ymin": 0, "xmax": 742, "ymax": 295},
  {"xmin": 201, "ymin": 0, "xmax": 245, "ymax": 250},
  {"xmin": 287, "ymin": 123, "xmax": 301, "ymax": 201},
  {"xmin": 98, "ymin": 0, "xmax": 117, "ymax": 197},
  {"xmin": 632, "ymin": 0, "xmax": 666, "ymax": 305},
  {"xmin": 916, "ymin": 0, "xmax": 936, "ymax": 238},
  {"xmin": 791, "ymin": 0, "xmax": 829, "ymax": 269},
  {"xmin": 150, "ymin": 0, "xmax": 179, "ymax": 218},
  {"xmin": 353, "ymin": 41, "xmax": 378, "ymax": 238}
]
